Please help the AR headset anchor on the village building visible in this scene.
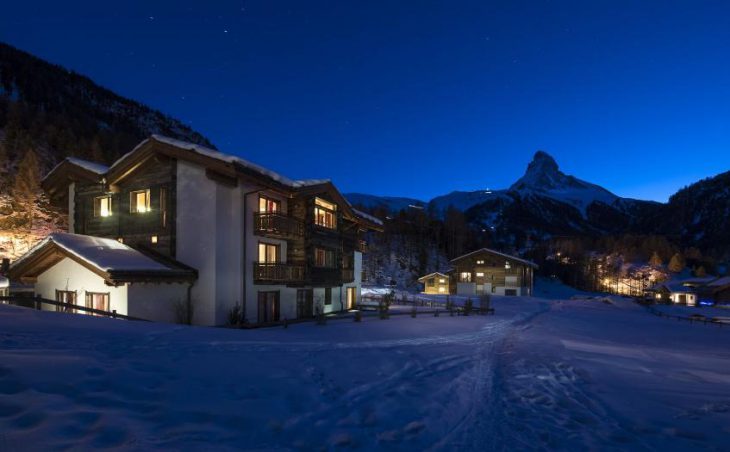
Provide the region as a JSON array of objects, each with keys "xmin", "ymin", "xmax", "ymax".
[
  {"xmin": 417, "ymin": 272, "xmax": 450, "ymax": 294},
  {"xmin": 0, "ymin": 275, "xmax": 8, "ymax": 298},
  {"xmin": 9, "ymin": 135, "xmax": 382, "ymax": 326},
  {"xmin": 417, "ymin": 249, "xmax": 537, "ymax": 296},
  {"xmin": 648, "ymin": 282, "xmax": 698, "ymax": 306}
]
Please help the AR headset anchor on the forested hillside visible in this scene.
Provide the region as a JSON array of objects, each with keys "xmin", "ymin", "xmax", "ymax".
[{"xmin": 0, "ymin": 42, "xmax": 213, "ymax": 260}]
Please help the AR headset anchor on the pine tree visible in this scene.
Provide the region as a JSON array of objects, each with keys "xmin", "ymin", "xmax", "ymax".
[
  {"xmin": 13, "ymin": 147, "xmax": 41, "ymax": 231},
  {"xmin": 649, "ymin": 251, "xmax": 663, "ymax": 267},
  {"xmin": 668, "ymin": 253, "xmax": 685, "ymax": 273}
]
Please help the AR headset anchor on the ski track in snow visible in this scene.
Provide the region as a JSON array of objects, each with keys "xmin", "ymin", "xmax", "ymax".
[{"xmin": 2, "ymin": 297, "xmax": 730, "ymax": 450}]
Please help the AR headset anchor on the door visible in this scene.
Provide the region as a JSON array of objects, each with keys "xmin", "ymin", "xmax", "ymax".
[
  {"xmin": 257, "ymin": 291, "xmax": 280, "ymax": 323},
  {"xmin": 678, "ymin": 294, "xmax": 687, "ymax": 305},
  {"xmin": 297, "ymin": 289, "xmax": 313, "ymax": 319},
  {"xmin": 346, "ymin": 287, "xmax": 357, "ymax": 310}
]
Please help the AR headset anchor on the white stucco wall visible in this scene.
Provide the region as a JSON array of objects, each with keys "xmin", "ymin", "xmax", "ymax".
[
  {"xmin": 34, "ymin": 257, "xmax": 128, "ymax": 315},
  {"xmin": 127, "ymin": 283, "xmax": 190, "ymax": 323}
]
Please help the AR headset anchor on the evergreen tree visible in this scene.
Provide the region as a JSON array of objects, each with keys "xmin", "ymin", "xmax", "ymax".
[{"xmin": 668, "ymin": 253, "xmax": 685, "ymax": 273}]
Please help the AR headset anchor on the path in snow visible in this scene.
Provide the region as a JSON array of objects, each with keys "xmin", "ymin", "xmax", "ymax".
[{"xmin": 1, "ymin": 295, "xmax": 730, "ymax": 450}]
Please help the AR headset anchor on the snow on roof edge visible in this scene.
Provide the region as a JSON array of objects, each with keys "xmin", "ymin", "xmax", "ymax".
[{"xmin": 450, "ymin": 248, "xmax": 538, "ymax": 268}]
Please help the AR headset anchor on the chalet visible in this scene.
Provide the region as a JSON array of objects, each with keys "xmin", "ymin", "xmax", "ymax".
[
  {"xmin": 449, "ymin": 248, "xmax": 537, "ymax": 296},
  {"xmin": 649, "ymin": 283, "xmax": 698, "ymax": 306},
  {"xmin": 9, "ymin": 135, "xmax": 382, "ymax": 326},
  {"xmin": 418, "ymin": 272, "xmax": 450, "ymax": 294}
]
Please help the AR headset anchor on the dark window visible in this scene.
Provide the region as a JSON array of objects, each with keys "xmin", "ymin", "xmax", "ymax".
[
  {"xmin": 257, "ymin": 291, "xmax": 280, "ymax": 323},
  {"xmin": 296, "ymin": 289, "xmax": 313, "ymax": 319},
  {"xmin": 315, "ymin": 248, "xmax": 336, "ymax": 268},
  {"xmin": 324, "ymin": 287, "xmax": 332, "ymax": 305},
  {"xmin": 427, "ymin": 278, "xmax": 435, "ymax": 287}
]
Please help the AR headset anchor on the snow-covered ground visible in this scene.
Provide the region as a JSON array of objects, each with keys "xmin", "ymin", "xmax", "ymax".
[{"xmin": 1, "ymin": 291, "xmax": 729, "ymax": 450}]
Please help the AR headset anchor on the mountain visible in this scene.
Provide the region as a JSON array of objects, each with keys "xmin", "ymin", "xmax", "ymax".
[
  {"xmin": 0, "ymin": 42, "xmax": 214, "ymax": 260},
  {"xmin": 346, "ymin": 193, "xmax": 425, "ymax": 213}
]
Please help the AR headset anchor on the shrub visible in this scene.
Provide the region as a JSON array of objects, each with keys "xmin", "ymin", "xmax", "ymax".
[
  {"xmin": 354, "ymin": 311, "xmax": 362, "ymax": 322},
  {"xmin": 410, "ymin": 306, "xmax": 417, "ymax": 318},
  {"xmin": 228, "ymin": 302, "xmax": 243, "ymax": 326},
  {"xmin": 173, "ymin": 298, "xmax": 194, "ymax": 325},
  {"xmin": 464, "ymin": 299, "xmax": 473, "ymax": 316}
]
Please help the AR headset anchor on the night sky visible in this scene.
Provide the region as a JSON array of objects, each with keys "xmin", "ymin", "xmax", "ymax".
[{"xmin": 2, "ymin": 1, "xmax": 729, "ymax": 202}]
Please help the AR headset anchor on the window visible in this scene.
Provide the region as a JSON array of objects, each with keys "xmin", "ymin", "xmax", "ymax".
[
  {"xmin": 438, "ymin": 287, "xmax": 446, "ymax": 293},
  {"xmin": 85, "ymin": 292, "xmax": 110, "ymax": 316},
  {"xmin": 459, "ymin": 272, "xmax": 472, "ymax": 282},
  {"xmin": 55, "ymin": 290, "xmax": 77, "ymax": 313},
  {"xmin": 259, "ymin": 196, "xmax": 280, "ymax": 213},
  {"xmin": 151, "ymin": 235, "xmax": 158, "ymax": 244},
  {"xmin": 426, "ymin": 278, "xmax": 435, "ymax": 287},
  {"xmin": 258, "ymin": 242, "xmax": 280, "ymax": 263},
  {"xmin": 314, "ymin": 197, "xmax": 337, "ymax": 229},
  {"xmin": 476, "ymin": 272, "xmax": 485, "ymax": 277},
  {"xmin": 94, "ymin": 196, "xmax": 112, "ymax": 218},
  {"xmin": 130, "ymin": 189, "xmax": 150, "ymax": 213},
  {"xmin": 439, "ymin": 278, "xmax": 446, "ymax": 284},
  {"xmin": 476, "ymin": 259, "xmax": 485, "ymax": 265},
  {"xmin": 325, "ymin": 287, "xmax": 332, "ymax": 305},
  {"xmin": 505, "ymin": 261, "xmax": 512, "ymax": 270},
  {"xmin": 315, "ymin": 248, "xmax": 336, "ymax": 267},
  {"xmin": 160, "ymin": 187, "xmax": 167, "ymax": 228}
]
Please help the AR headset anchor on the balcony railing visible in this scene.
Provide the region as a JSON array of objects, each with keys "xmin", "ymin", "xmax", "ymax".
[
  {"xmin": 253, "ymin": 263, "xmax": 305, "ymax": 283},
  {"xmin": 254, "ymin": 213, "xmax": 304, "ymax": 238}
]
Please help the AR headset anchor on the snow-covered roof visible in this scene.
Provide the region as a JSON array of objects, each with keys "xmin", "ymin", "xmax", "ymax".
[
  {"xmin": 13, "ymin": 233, "xmax": 170, "ymax": 272},
  {"xmin": 707, "ymin": 276, "xmax": 730, "ymax": 287},
  {"xmin": 450, "ymin": 248, "xmax": 538, "ymax": 268},
  {"xmin": 65, "ymin": 157, "xmax": 109, "ymax": 175},
  {"xmin": 351, "ymin": 207, "xmax": 384, "ymax": 226},
  {"xmin": 11, "ymin": 233, "xmax": 196, "ymax": 283},
  {"xmin": 417, "ymin": 272, "xmax": 450, "ymax": 281}
]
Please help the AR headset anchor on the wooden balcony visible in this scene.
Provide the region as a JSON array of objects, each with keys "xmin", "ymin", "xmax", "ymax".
[
  {"xmin": 253, "ymin": 263, "xmax": 305, "ymax": 284},
  {"xmin": 253, "ymin": 213, "xmax": 304, "ymax": 239}
]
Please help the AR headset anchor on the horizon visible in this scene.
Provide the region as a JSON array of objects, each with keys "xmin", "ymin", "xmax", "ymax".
[{"xmin": 2, "ymin": 1, "xmax": 729, "ymax": 202}]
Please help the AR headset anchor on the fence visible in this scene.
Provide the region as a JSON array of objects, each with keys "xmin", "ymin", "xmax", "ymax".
[
  {"xmin": 0, "ymin": 295, "xmax": 149, "ymax": 321},
  {"xmin": 642, "ymin": 303, "xmax": 729, "ymax": 327}
]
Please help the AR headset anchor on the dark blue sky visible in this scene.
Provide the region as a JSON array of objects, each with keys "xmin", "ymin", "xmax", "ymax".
[{"xmin": 2, "ymin": 1, "xmax": 729, "ymax": 201}]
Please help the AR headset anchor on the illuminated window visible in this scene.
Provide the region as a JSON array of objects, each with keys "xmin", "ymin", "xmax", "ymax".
[
  {"xmin": 259, "ymin": 196, "xmax": 280, "ymax": 213},
  {"xmin": 476, "ymin": 272, "xmax": 485, "ymax": 277},
  {"xmin": 459, "ymin": 272, "xmax": 472, "ymax": 282},
  {"xmin": 314, "ymin": 198, "xmax": 337, "ymax": 229},
  {"xmin": 505, "ymin": 261, "xmax": 512, "ymax": 270},
  {"xmin": 258, "ymin": 242, "xmax": 279, "ymax": 263},
  {"xmin": 315, "ymin": 247, "xmax": 336, "ymax": 268},
  {"xmin": 117, "ymin": 237, "xmax": 124, "ymax": 244},
  {"xmin": 130, "ymin": 189, "xmax": 150, "ymax": 213},
  {"xmin": 151, "ymin": 235, "xmax": 158, "ymax": 244},
  {"xmin": 438, "ymin": 287, "xmax": 446, "ymax": 293},
  {"xmin": 94, "ymin": 196, "xmax": 112, "ymax": 217},
  {"xmin": 476, "ymin": 260, "xmax": 485, "ymax": 265},
  {"xmin": 439, "ymin": 278, "xmax": 446, "ymax": 283}
]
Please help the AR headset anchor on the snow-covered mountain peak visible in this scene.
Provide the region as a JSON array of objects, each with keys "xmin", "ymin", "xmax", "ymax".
[{"xmin": 509, "ymin": 150, "xmax": 618, "ymax": 214}]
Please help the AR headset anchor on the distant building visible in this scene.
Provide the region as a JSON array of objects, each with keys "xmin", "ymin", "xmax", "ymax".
[
  {"xmin": 649, "ymin": 283, "xmax": 698, "ymax": 306},
  {"xmin": 417, "ymin": 272, "xmax": 450, "ymax": 294},
  {"xmin": 646, "ymin": 276, "xmax": 730, "ymax": 306},
  {"xmin": 450, "ymin": 249, "xmax": 537, "ymax": 296}
]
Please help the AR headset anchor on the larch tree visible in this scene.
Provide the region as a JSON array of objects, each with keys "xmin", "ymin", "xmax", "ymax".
[
  {"xmin": 649, "ymin": 251, "xmax": 663, "ymax": 267},
  {"xmin": 668, "ymin": 253, "xmax": 685, "ymax": 273},
  {"xmin": 13, "ymin": 147, "xmax": 41, "ymax": 231}
]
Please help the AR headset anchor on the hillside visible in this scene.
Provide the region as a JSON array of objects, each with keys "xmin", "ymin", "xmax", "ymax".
[{"xmin": 0, "ymin": 42, "xmax": 214, "ymax": 260}]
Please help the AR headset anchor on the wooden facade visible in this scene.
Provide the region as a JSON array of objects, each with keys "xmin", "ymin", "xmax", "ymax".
[
  {"xmin": 449, "ymin": 248, "xmax": 537, "ymax": 296},
  {"xmin": 418, "ymin": 272, "xmax": 450, "ymax": 294}
]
